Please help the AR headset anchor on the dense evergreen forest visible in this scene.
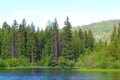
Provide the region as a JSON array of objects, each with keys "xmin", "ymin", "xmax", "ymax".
[{"xmin": 0, "ymin": 17, "xmax": 120, "ymax": 68}]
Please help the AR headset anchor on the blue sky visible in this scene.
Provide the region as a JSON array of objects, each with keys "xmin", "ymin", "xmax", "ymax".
[{"xmin": 0, "ymin": 0, "xmax": 120, "ymax": 29}]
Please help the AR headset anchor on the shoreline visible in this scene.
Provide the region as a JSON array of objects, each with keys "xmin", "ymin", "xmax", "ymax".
[{"xmin": 0, "ymin": 66, "xmax": 120, "ymax": 72}]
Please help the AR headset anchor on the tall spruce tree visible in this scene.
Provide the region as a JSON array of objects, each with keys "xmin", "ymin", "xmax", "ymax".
[
  {"xmin": 1, "ymin": 22, "xmax": 11, "ymax": 59},
  {"xmin": 118, "ymin": 22, "xmax": 120, "ymax": 39},
  {"xmin": 72, "ymin": 31, "xmax": 81, "ymax": 62},
  {"xmin": 78, "ymin": 28, "xmax": 84, "ymax": 42},
  {"xmin": 26, "ymin": 25, "xmax": 36, "ymax": 63},
  {"xmin": 35, "ymin": 28, "xmax": 41, "ymax": 61},
  {"xmin": 109, "ymin": 25, "xmax": 120, "ymax": 59},
  {"xmin": 16, "ymin": 24, "xmax": 25, "ymax": 57},
  {"xmin": 83, "ymin": 29, "xmax": 95, "ymax": 51},
  {"xmin": 61, "ymin": 17, "xmax": 73, "ymax": 61},
  {"xmin": 87, "ymin": 29, "xmax": 95, "ymax": 51},
  {"xmin": 41, "ymin": 21, "xmax": 55, "ymax": 66},
  {"xmin": 10, "ymin": 20, "xmax": 18, "ymax": 58}
]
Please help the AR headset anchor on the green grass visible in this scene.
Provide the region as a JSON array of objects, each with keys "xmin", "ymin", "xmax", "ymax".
[
  {"xmin": 1, "ymin": 66, "xmax": 120, "ymax": 72},
  {"xmin": 0, "ymin": 66, "xmax": 59, "ymax": 69},
  {"xmin": 72, "ymin": 68, "xmax": 120, "ymax": 72}
]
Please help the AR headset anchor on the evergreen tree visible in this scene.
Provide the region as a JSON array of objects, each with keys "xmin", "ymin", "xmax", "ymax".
[
  {"xmin": 78, "ymin": 28, "xmax": 85, "ymax": 54},
  {"xmin": 10, "ymin": 20, "xmax": 18, "ymax": 58},
  {"xmin": 84, "ymin": 30, "xmax": 88, "ymax": 48},
  {"xmin": 61, "ymin": 17, "xmax": 73, "ymax": 61},
  {"xmin": 41, "ymin": 21, "xmax": 54, "ymax": 66},
  {"xmin": 84, "ymin": 29, "xmax": 95, "ymax": 51},
  {"xmin": 72, "ymin": 31, "xmax": 78, "ymax": 59},
  {"xmin": 16, "ymin": 20, "xmax": 28, "ymax": 57},
  {"xmin": 35, "ymin": 28, "xmax": 41, "ymax": 61},
  {"xmin": 118, "ymin": 22, "xmax": 120, "ymax": 39},
  {"xmin": 2, "ymin": 21, "xmax": 10, "ymax": 30},
  {"xmin": 87, "ymin": 29, "xmax": 95, "ymax": 51},
  {"xmin": 29, "ymin": 22, "xmax": 35, "ymax": 33},
  {"xmin": 109, "ymin": 25, "xmax": 120, "ymax": 60},
  {"xmin": 35, "ymin": 28, "xmax": 46, "ymax": 62},
  {"xmin": 22, "ymin": 18, "xmax": 27, "ymax": 27},
  {"xmin": 111, "ymin": 25, "xmax": 117, "ymax": 41},
  {"xmin": 1, "ymin": 23, "xmax": 11, "ymax": 59},
  {"xmin": 78, "ymin": 28, "xmax": 84, "ymax": 42},
  {"xmin": 58, "ymin": 30, "xmax": 64, "ymax": 56},
  {"xmin": 26, "ymin": 26, "xmax": 36, "ymax": 63}
]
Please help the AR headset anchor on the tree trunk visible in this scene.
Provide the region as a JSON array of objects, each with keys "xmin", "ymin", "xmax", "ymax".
[{"xmin": 54, "ymin": 26, "xmax": 58, "ymax": 65}]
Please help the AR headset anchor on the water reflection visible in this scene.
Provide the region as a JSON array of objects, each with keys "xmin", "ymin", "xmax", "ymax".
[{"xmin": 0, "ymin": 68, "xmax": 120, "ymax": 80}]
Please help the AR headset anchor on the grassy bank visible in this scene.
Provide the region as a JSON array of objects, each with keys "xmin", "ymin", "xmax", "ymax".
[
  {"xmin": 72, "ymin": 68, "xmax": 120, "ymax": 72},
  {"xmin": 0, "ymin": 66, "xmax": 120, "ymax": 73}
]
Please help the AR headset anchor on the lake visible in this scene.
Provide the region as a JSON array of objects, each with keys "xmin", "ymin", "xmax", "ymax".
[{"xmin": 0, "ymin": 68, "xmax": 120, "ymax": 80}]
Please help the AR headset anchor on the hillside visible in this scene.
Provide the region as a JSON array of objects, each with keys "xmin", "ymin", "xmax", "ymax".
[{"xmin": 72, "ymin": 19, "xmax": 120, "ymax": 42}]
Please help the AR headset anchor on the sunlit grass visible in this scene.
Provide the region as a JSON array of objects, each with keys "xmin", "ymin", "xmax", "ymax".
[{"xmin": 72, "ymin": 68, "xmax": 120, "ymax": 72}]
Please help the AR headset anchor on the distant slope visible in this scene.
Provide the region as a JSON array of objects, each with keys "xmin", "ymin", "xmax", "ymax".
[{"xmin": 72, "ymin": 19, "xmax": 120, "ymax": 42}]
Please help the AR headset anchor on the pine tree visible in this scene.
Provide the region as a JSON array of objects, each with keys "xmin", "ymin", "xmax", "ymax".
[
  {"xmin": 84, "ymin": 30, "xmax": 88, "ymax": 48},
  {"xmin": 61, "ymin": 17, "xmax": 73, "ymax": 61},
  {"xmin": 118, "ymin": 22, "xmax": 120, "ymax": 39},
  {"xmin": 2, "ymin": 21, "xmax": 10, "ymax": 30},
  {"xmin": 22, "ymin": 18, "xmax": 27, "ymax": 27},
  {"xmin": 1, "ymin": 22, "xmax": 11, "ymax": 59},
  {"xmin": 10, "ymin": 20, "xmax": 18, "ymax": 58},
  {"xmin": 87, "ymin": 29, "xmax": 95, "ymax": 51},
  {"xmin": 78, "ymin": 28, "xmax": 84, "ymax": 42},
  {"xmin": 111, "ymin": 25, "xmax": 117, "ymax": 42},
  {"xmin": 41, "ymin": 21, "xmax": 55, "ymax": 66},
  {"xmin": 83, "ymin": 29, "xmax": 95, "ymax": 51},
  {"xmin": 72, "ymin": 31, "xmax": 85, "ymax": 62},
  {"xmin": 35, "ymin": 28, "xmax": 41, "ymax": 61},
  {"xmin": 26, "ymin": 26, "xmax": 36, "ymax": 63},
  {"xmin": 78, "ymin": 28, "xmax": 85, "ymax": 54},
  {"xmin": 16, "ymin": 22, "xmax": 27, "ymax": 57},
  {"xmin": 109, "ymin": 25, "xmax": 120, "ymax": 60}
]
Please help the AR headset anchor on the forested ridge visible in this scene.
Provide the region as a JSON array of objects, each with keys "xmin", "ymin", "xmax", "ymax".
[
  {"xmin": 73, "ymin": 19, "xmax": 120, "ymax": 42},
  {"xmin": 0, "ymin": 17, "xmax": 120, "ymax": 68}
]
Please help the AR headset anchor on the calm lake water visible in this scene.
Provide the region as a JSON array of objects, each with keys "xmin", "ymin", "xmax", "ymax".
[{"xmin": 0, "ymin": 68, "xmax": 120, "ymax": 80}]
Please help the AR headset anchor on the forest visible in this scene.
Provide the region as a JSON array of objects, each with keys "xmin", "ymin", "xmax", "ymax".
[{"xmin": 0, "ymin": 17, "xmax": 120, "ymax": 68}]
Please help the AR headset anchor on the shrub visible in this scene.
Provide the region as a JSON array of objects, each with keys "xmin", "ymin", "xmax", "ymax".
[
  {"xmin": 18, "ymin": 56, "xmax": 30, "ymax": 66},
  {"xmin": 67, "ymin": 60, "xmax": 74, "ymax": 67},
  {"xmin": 58, "ymin": 56, "xmax": 66, "ymax": 68},
  {"xmin": 6, "ymin": 58, "xmax": 20, "ymax": 67},
  {"xmin": 0, "ymin": 60, "xmax": 8, "ymax": 67},
  {"xmin": 111, "ymin": 60, "xmax": 120, "ymax": 69}
]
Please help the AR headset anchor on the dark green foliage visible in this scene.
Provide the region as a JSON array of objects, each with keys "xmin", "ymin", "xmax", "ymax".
[
  {"xmin": 61, "ymin": 17, "xmax": 73, "ymax": 61},
  {"xmin": 0, "ymin": 18, "xmax": 119, "ymax": 68},
  {"xmin": 5, "ymin": 57, "xmax": 29, "ymax": 67},
  {"xmin": 40, "ymin": 21, "xmax": 55, "ymax": 66},
  {"xmin": 87, "ymin": 29, "xmax": 95, "ymax": 51},
  {"xmin": 0, "ymin": 60, "xmax": 8, "ymax": 67},
  {"xmin": 58, "ymin": 56, "xmax": 66, "ymax": 68},
  {"xmin": 72, "ymin": 30, "xmax": 85, "ymax": 62},
  {"xmin": 108, "ymin": 24, "xmax": 120, "ymax": 60},
  {"xmin": 1, "ymin": 25, "xmax": 12, "ymax": 59},
  {"xmin": 6, "ymin": 58, "xmax": 20, "ymax": 67}
]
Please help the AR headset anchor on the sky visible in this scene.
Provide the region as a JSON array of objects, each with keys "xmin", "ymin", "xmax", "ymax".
[{"xmin": 0, "ymin": 0, "xmax": 120, "ymax": 29}]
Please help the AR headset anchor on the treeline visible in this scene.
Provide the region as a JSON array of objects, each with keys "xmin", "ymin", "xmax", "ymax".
[{"xmin": 0, "ymin": 17, "xmax": 119, "ymax": 68}]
